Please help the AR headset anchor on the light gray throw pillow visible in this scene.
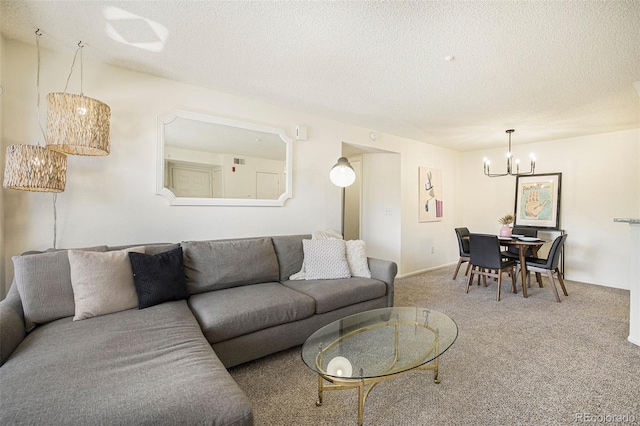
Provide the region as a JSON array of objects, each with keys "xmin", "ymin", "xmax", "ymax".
[
  {"xmin": 289, "ymin": 230, "xmax": 343, "ymax": 280},
  {"xmin": 13, "ymin": 246, "xmax": 108, "ymax": 331},
  {"xmin": 68, "ymin": 247, "xmax": 145, "ymax": 321},
  {"xmin": 303, "ymin": 239, "xmax": 351, "ymax": 280}
]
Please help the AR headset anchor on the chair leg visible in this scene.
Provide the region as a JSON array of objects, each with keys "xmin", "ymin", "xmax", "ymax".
[
  {"xmin": 466, "ymin": 266, "xmax": 475, "ymax": 293},
  {"xmin": 510, "ymin": 266, "xmax": 517, "ymax": 294},
  {"xmin": 547, "ymin": 270, "xmax": 561, "ymax": 302},
  {"xmin": 556, "ymin": 268, "xmax": 569, "ymax": 296},
  {"xmin": 535, "ymin": 272, "xmax": 543, "ymax": 288},
  {"xmin": 453, "ymin": 258, "xmax": 463, "ymax": 279},
  {"xmin": 496, "ymin": 272, "xmax": 503, "ymax": 301},
  {"xmin": 464, "ymin": 262, "xmax": 471, "ymax": 276}
]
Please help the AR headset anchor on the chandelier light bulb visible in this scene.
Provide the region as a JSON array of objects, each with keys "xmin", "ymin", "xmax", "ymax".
[{"xmin": 482, "ymin": 129, "xmax": 536, "ymax": 177}]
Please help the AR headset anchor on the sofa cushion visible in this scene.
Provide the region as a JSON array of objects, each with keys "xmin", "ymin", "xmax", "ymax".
[
  {"xmin": 68, "ymin": 247, "xmax": 145, "ymax": 321},
  {"xmin": 108, "ymin": 243, "xmax": 180, "ymax": 255},
  {"xmin": 302, "ymin": 239, "xmax": 351, "ymax": 280},
  {"xmin": 129, "ymin": 247, "xmax": 189, "ymax": 309},
  {"xmin": 181, "ymin": 238, "xmax": 280, "ymax": 294},
  {"xmin": 0, "ymin": 301, "xmax": 253, "ymax": 425},
  {"xmin": 12, "ymin": 245, "xmax": 108, "ymax": 332},
  {"xmin": 271, "ymin": 234, "xmax": 310, "ymax": 281},
  {"xmin": 283, "ymin": 277, "xmax": 387, "ymax": 314},
  {"xmin": 188, "ymin": 282, "xmax": 315, "ymax": 344}
]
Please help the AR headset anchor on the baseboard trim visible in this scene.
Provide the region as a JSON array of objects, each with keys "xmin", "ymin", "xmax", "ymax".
[
  {"xmin": 397, "ymin": 262, "xmax": 457, "ymax": 279},
  {"xmin": 628, "ymin": 335, "xmax": 640, "ymax": 347}
]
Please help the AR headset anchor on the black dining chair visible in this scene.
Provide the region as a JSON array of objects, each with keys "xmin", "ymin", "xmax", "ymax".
[
  {"xmin": 466, "ymin": 234, "xmax": 517, "ymax": 301},
  {"xmin": 453, "ymin": 227, "xmax": 471, "ymax": 279},
  {"xmin": 515, "ymin": 234, "xmax": 568, "ymax": 302},
  {"xmin": 502, "ymin": 227, "xmax": 538, "ymax": 260}
]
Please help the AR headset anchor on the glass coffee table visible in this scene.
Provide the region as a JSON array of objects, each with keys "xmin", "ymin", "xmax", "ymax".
[{"xmin": 301, "ymin": 307, "xmax": 458, "ymax": 425}]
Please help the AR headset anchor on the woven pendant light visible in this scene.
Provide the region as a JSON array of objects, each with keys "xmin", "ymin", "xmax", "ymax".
[
  {"xmin": 3, "ymin": 144, "xmax": 67, "ymax": 192},
  {"xmin": 46, "ymin": 41, "xmax": 111, "ymax": 156},
  {"xmin": 46, "ymin": 92, "xmax": 111, "ymax": 155},
  {"xmin": 2, "ymin": 30, "xmax": 67, "ymax": 193}
]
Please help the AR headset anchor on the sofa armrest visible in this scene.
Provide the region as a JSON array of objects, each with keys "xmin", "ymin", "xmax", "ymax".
[
  {"xmin": 367, "ymin": 257, "xmax": 397, "ymax": 307},
  {"xmin": 0, "ymin": 281, "xmax": 26, "ymax": 366}
]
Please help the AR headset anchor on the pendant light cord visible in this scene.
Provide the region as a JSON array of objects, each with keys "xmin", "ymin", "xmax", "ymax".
[
  {"xmin": 34, "ymin": 29, "xmax": 60, "ymax": 249},
  {"xmin": 53, "ymin": 194, "xmax": 58, "ymax": 249},
  {"xmin": 63, "ymin": 42, "xmax": 84, "ymax": 95},
  {"xmin": 35, "ymin": 30, "xmax": 46, "ymax": 145}
]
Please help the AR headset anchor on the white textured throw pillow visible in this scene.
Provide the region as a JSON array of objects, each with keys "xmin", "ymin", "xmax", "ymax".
[
  {"xmin": 68, "ymin": 247, "xmax": 145, "ymax": 321},
  {"xmin": 345, "ymin": 240, "xmax": 371, "ymax": 278},
  {"xmin": 302, "ymin": 239, "xmax": 351, "ymax": 280},
  {"xmin": 289, "ymin": 230, "xmax": 343, "ymax": 280}
]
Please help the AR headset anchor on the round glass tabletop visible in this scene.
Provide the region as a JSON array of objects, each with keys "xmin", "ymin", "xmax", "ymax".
[{"xmin": 301, "ymin": 307, "xmax": 458, "ymax": 380}]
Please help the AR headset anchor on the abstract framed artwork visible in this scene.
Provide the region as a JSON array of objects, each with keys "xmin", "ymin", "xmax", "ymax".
[
  {"xmin": 418, "ymin": 167, "xmax": 443, "ymax": 222},
  {"xmin": 514, "ymin": 173, "xmax": 562, "ymax": 229}
]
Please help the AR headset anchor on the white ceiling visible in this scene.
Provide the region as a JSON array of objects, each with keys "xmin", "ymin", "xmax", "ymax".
[{"xmin": 1, "ymin": 0, "xmax": 639, "ymax": 152}]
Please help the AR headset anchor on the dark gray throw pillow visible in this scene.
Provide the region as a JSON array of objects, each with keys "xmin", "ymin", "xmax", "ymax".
[{"xmin": 128, "ymin": 247, "xmax": 189, "ymax": 309}]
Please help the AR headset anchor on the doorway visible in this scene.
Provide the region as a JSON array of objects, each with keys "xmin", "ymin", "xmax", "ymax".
[
  {"xmin": 341, "ymin": 143, "xmax": 401, "ymax": 267},
  {"xmin": 343, "ymin": 157, "xmax": 361, "ymax": 240}
]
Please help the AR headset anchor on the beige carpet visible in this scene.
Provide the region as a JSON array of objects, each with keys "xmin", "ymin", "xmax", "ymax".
[{"xmin": 229, "ymin": 266, "xmax": 639, "ymax": 425}]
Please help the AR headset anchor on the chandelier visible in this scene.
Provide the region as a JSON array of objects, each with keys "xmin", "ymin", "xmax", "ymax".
[{"xmin": 483, "ymin": 129, "xmax": 536, "ymax": 177}]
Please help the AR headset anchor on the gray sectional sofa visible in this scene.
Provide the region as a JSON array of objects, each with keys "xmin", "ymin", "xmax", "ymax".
[{"xmin": 0, "ymin": 234, "xmax": 397, "ymax": 425}]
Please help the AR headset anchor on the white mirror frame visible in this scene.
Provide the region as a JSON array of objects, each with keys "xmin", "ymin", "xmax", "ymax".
[{"xmin": 157, "ymin": 110, "xmax": 293, "ymax": 206}]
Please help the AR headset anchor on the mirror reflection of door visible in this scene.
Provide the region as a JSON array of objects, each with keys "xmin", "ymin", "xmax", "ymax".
[
  {"xmin": 167, "ymin": 161, "xmax": 216, "ymax": 198},
  {"xmin": 212, "ymin": 169, "xmax": 224, "ymax": 198},
  {"xmin": 343, "ymin": 158, "xmax": 362, "ymax": 240},
  {"xmin": 256, "ymin": 172, "xmax": 280, "ymax": 199}
]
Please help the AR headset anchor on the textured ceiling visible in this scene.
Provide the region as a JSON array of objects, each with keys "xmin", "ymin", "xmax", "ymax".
[{"xmin": 1, "ymin": 0, "xmax": 639, "ymax": 151}]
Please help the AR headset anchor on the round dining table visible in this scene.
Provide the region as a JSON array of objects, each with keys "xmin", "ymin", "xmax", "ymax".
[{"xmin": 498, "ymin": 236, "xmax": 548, "ymax": 297}]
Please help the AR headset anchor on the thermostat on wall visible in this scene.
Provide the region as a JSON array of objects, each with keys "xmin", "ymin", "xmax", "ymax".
[{"xmin": 296, "ymin": 125, "xmax": 308, "ymax": 141}]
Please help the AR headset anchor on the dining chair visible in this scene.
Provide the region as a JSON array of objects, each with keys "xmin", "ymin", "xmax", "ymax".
[
  {"xmin": 453, "ymin": 227, "xmax": 471, "ymax": 279},
  {"xmin": 502, "ymin": 227, "xmax": 538, "ymax": 260},
  {"xmin": 515, "ymin": 234, "xmax": 568, "ymax": 302},
  {"xmin": 466, "ymin": 234, "xmax": 517, "ymax": 301}
]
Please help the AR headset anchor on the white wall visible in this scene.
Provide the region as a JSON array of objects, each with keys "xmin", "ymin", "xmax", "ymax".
[
  {"xmin": 360, "ymin": 152, "xmax": 402, "ymax": 268},
  {"xmin": 3, "ymin": 40, "xmax": 637, "ymax": 297},
  {"xmin": 0, "ymin": 34, "xmax": 5, "ymax": 295},
  {"xmin": 0, "ymin": 40, "xmax": 465, "ymax": 295},
  {"xmin": 462, "ymin": 129, "xmax": 640, "ymax": 289},
  {"xmin": 397, "ymin": 141, "xmax": 464, "ymax": 275}
]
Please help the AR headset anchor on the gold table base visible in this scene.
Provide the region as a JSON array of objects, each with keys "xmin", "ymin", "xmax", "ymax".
[{"xmin": 313, "ymin": 318, "xmax": 442, "ymax": 425}]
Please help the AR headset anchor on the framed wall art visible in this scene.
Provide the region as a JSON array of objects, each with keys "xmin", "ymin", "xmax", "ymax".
[
  {"xmin": 514, "ymin": 173, "xmax": 562, "ymax": 229},
  {"xmin": 419, "ymin": 166, "xmax": 443, "ymax": 222}
]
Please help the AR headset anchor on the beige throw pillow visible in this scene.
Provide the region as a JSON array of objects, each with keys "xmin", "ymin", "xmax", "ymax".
[{"xmin": 68, "ymin": 247, "xmax": 145, "ymax": 321}]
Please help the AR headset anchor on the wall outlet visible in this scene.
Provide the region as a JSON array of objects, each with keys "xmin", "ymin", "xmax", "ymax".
[
  {"xmin": 384, "ymin": 208, "xmax": 392, "ymax": 215},
  {"xmin": 431, "ymin": 247, "xmax": 435, "ymax": 254}
]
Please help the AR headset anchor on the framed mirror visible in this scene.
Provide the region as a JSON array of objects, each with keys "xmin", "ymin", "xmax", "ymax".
[{"xmin": 157, "ymin": 110, "xmax": 292, "ymax": 206}]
